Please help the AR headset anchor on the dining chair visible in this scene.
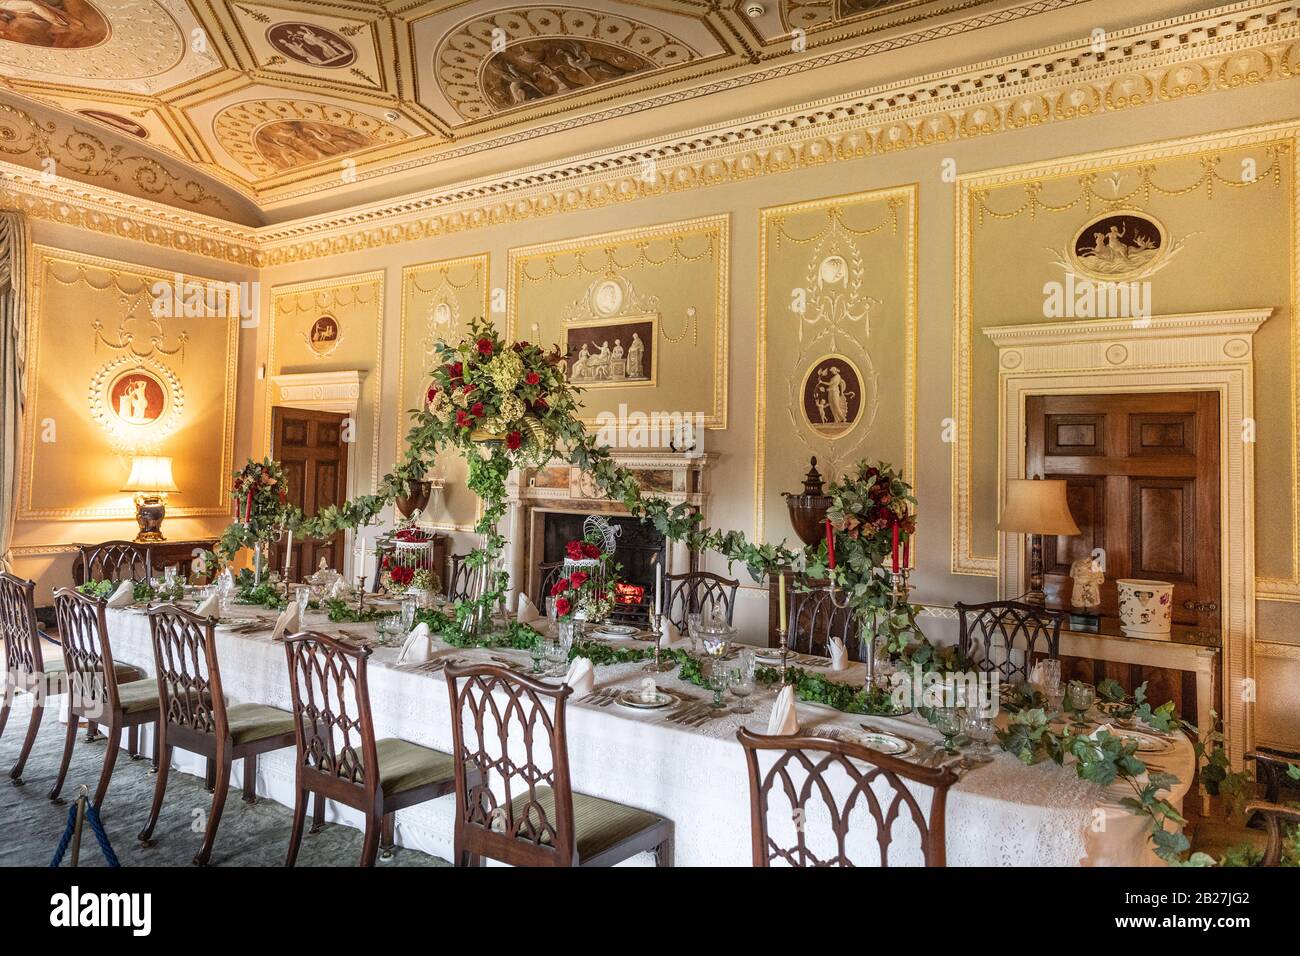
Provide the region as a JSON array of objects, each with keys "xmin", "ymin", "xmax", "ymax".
[
  {"xmin": 444, "ymin": 661, "xmax": 673, "ymax": 867},
  {"xmin": 1, "ymin": 571, "xmax": 69, "ymax": 785},
  {"xmin": 786, "ymin": 582, "xmax": 861, "ymax": 659},
  {"xmin": 664, "ymin": 570, "xmax": 739, "ymax": 632},
  {"xmin": 282, "ymin": 631, "xmax": 463, "ymax": 866},
  {"xmin": 137, "ymin": 604, "xmax": 297, "ymax": 865},
  {"xmin": 1190, "ymin": 750, "xmax": 1300, "ymax": 865},
  {"xmin": 446, "ymin": 553, "xmax": 478, "ymax": 602},
  {"xmin": 736, "ymin": 728, "xmax": 959, "ymax": 867},
  {"xmin": 49, "ymin": 587, "xmax": 161, "ymax": 809},
  {"xmin": 75, "ymin": 540, "xmax": 152, "ymax": 587},
  {"xmin": 955, "ymin": 600, "xmax": 1064, "ymax": 684},
  {"xmin": 534, "ymin": 560, "xmax": 564, "ymax": 610}
]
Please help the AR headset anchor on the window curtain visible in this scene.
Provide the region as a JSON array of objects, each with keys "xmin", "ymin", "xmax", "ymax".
[{"xmin": 0, "ymin": 212, "xmax": 28, "ymax": 574}]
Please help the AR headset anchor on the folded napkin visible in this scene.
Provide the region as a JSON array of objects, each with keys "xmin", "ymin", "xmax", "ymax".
[
  {"xmin": 766, "ymin": 684, "xmax": 799, "ymax": 736},
  {"xmin": 328, "ymin": 578, "xmax": 349, "ymax": 599},
  {"xmin": 195, "ymin": 593, "xmax": 219, "ymax": 619},
  {"xmin": 1088, "ymin": 722, "xmax": 1116, "ymax": 740},
  {"xmin": 563, "ymin": 656, "xmax": 595, "ymax": 696},
  {"xmin": 105, "ymin": 580, "xmax": 134, "ymax": 608},
  {"xmin": 828, "ymin": 637, "xmax": 849, "ymax": 671},
  {"xmin": 659, "ymin": 618, "xmax": 680, "ymax": 649},
  {"xmin": 398, "ymin": 622, "xmax": 434, "ymax": 665},
  {"xmin": 516, "ymin": 593, "xmax": 543, "ymax": 625},
  {"xmin": 271, "ymin": 604, "xmax": 300, "ymax": 642},
  {"xmin": 1028, "ymin": 661, "xmax": 1043, "ymax": 687}
]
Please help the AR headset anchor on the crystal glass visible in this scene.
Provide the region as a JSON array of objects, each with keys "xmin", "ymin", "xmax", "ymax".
[
  {"xmin": 728, "ymin": 648, "xmax": 756, "ymax": 714},
  {"xmin": 545, "ymin": 639, "xmax": 568, "ymax": 674},
  {"xmin": 685, "ymin": 612, "xmax": 703, "ymax": 654},
  {"xmin": 1067, "ymin": 681, "xmax": 1096, "ymax": 729},
  {"xmin": 295, "ymin": 585, "xmax": 311, "ymax": 620},
  {"xmin": 698, "ymin": 618, "xmax": 734, "ymax": 658},
  {"xmin": 556, "ymin": 619, "xmax": 576, "ymax": 656},
  {"xmin": 399, "ymin": 595, "xmax": 417, "ymax": 632},
  {"xmin": 929, "ymin": 706, "xmax": 963, "ymax": 754},
  {"xmin": 164, "ymin": 566, "xmax": 178, "ymax": 587},
  {"xmin": 546, "ymin": 596, "xmax": 558, "ymax": 622},
  {"xmin": 529, "ymin": 639, "xmax": 546, "ymax": 674},
  {"xmin": 1037, "ymin": 659, "xmax": 1062, "ymax": 697},
  {"xmin": 960, "ymin": 709, "xmax": 994, "ymax": 755},
  {"xmin": 703, "ymin": 657, "xmax": 730, "ymax": 710}
]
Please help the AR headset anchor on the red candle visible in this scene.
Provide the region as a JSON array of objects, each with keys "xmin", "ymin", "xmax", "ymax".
[
  {"xmin": 902, "ymin": 532, "xmax": 911, "ymax": 569},
  {"xmin": 891, "ymin": 522, "xmax": 901, "ymax": 573},
  {"xmin": 245, "ymin": 488, "xmax": 253, "ymax": 524},
  {"xmin": 825, "ymin": 519, "xmax": 836, "ymax": 570}
]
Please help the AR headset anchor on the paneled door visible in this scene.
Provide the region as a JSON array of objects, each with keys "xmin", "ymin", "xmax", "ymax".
[
  {"xmin": 1026, "ymin": 392, "xmax": 1220, "ymax": 630},
  {"xmin": 271, "ymin": 407, "xmax": 350, "ymax": 581}
]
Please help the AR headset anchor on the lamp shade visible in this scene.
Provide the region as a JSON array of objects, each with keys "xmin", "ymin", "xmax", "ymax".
[
  {"xmin": 997, "ymin": 478, "xmax": 1079, "ymax": 536},
  {"xmin": 121, "ymin": 456, "xmax": 180, "ymax": 494}
]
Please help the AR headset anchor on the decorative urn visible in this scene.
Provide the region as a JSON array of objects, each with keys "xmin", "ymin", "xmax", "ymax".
[{"xmin": 783, "ymin": 457, "xmax": 833, "ymax": 547}]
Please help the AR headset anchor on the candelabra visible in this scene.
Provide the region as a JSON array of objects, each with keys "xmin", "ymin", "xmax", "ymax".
[
  {"xmin": 825, "ymin": 566, "xmax": 911, "ymax": 695},
  {"xmin": 776, "ymin": 624, "xmax": 791, "ymax": 685},
  {"xmin": 642, "ymin": 610, "xmax": 674, "ymax": 673},
  {"xmin": 355, "ymin": 575, "xmax": 367, "ymax": 614}
]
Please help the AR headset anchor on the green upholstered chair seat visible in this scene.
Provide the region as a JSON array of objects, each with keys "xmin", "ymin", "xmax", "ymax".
[
  {"xmin": 226, "ymin": 702, "xmax": 296, "ymax": 745},
  {"xmin": 509, "ymin": 787, "xmax": 663, "ymax": 861},
  {"xmin": 374, "ymin": 738, "xmax": 457, "ymax": 796},
  {"xmin": 1191, "ymin": 819, "xmax": 1269, "ymax": 862},
  {"xmin": 115, "ymin": 678, "xmax": 162, "ymax": 714}
]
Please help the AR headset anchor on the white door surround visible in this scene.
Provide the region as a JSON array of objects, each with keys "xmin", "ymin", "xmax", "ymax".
[{"xmin": 984, "ymin": 309, "xmax": 1271, "ymax": 764}]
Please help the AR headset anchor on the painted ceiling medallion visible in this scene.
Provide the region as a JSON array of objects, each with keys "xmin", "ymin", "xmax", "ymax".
[
  {"xmin": 266, "ymin": 22, "xmax": 356, "ymax": 68},
  {"xmin": 436, "ymin": 8, "xmax": 695, "ymax": 120},
  {"xmin": 0, "ymin": 0, "xmax": 183, "ymax": 80},
  {"xmin": 213, "ymin": 100, "xmax": 405, "ymax": 179},
  {"xmin": 76, "ymin": 108, "xmax": 148, "ymax": 138}
]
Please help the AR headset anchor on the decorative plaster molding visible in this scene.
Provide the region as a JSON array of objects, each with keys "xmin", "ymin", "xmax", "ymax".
[
  {"xmin": 270, "ymin": 370, "xmax": 365, "ymax": 414},
  {"xmin": 987, "ymin": 308, "xmax": 1270, "ymax": 765}
]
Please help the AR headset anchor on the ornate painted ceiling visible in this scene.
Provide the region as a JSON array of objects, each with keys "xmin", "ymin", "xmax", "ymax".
[{"xmin": 0, "ymin": 0, "xmax": 1113, "ymax": 224}]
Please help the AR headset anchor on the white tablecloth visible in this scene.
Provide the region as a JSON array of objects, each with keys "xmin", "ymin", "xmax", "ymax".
[{"xmin": 95, "ymin": 605, "xmax": 1193, "ymax": 866}]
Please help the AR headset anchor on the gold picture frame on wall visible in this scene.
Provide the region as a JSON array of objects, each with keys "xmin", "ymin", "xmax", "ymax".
[{"xmin": 562, "ymin": 314, "xmax": 658, "ymax": 389}]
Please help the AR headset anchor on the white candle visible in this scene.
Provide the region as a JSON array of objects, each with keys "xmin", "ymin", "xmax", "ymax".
[
  {"xmin": 655, "ymin": 562, "xmax": 663, "ymax": 615},
  {"xmin": 285, "ymin": 529, "xmax": 293, "ymax": 570}
]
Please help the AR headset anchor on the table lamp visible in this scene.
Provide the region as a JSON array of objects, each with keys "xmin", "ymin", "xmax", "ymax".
[
  {"xmin": 997, "ymin": 477, "xmax": 1079, "ymax": 605},
  {"xmin": 121, "ymin": 456, "xmax": 180, "ymax": 543}
]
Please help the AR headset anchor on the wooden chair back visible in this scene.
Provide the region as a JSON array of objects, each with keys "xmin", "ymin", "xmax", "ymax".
[
  {"xmin": 77, "ymin": 541, "xmax": 151, "ymax": 585},
  {"xmin": 444, "ymin": 661, "xmax": 576, "ymax": 866},
  {"xmin": 147, "ymin": 604, "xmax": 226, "ymax": 740},
  {"xmin": 665, "ymin": 571, "xmax": 739, "ymax": 632},
  {"xmin": 534, "ymin": 560, "xmax": 564, "ymax": 610},
  {"xmin": 736, "ymin": 728, "xmax": 957, "ymax": 866},
  {"xmin": 447, "ymin": 553, "xmax": 478, "ymax": 603},
  {"xmin": 283, "ymin": 631, "xmax": 380, "ymax": 806},
  {"xmin": 956, "ymin": 601, "xmax": 1064, "ymax": 684},
  {"xmin": 52, "ymin": 587, "xmax": 124, "ymax": 718},
  {"xmin": 787, "ymin": 582, "xmax": 862, "ymax": 659},
  {"xmin": 0, "ymin": 571, "xmax": 44, "ymax": 679}
]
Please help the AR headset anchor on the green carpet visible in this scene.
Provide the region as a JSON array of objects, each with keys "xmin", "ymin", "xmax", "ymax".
[{"xmin": 0, "ymin": 699, "xmax": 448, "ymax": 867}]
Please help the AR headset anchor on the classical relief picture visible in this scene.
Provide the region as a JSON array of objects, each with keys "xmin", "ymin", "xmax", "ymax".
[
  {"xmin": 108, "ymin": 369, "xmax": 166, "ymax": 426},
  {"xmin": 306, "ymin": 314, "xmax": 341, "ymax": 355},
  {"xmin": 253, "ymin": 120, "xmax": 372, "ymax": 171},
  {"xmin": 482, "ymin": 38, "xmax": 653, "ymax": 109},
  {"xmin": 1069, "ymin": 210, "xmax": 1167, "ymax": 279},
  {"xmin": 266, "ymin": 22, "xmax": 356, "ymax": 68},
  {"xmin": 800, "ymin": 355, "xmax": 864, "ymax": 440},
  {"xmin": 77, "ymin": 109, "xmax": 148, "ymax": 139},
  {"xmin": 563, "ymin": 317, "xmax": 656, "ymax": 388},
  {"xmin": 0, "ymin": 0, "xmax": 108, "ymax": 48}
]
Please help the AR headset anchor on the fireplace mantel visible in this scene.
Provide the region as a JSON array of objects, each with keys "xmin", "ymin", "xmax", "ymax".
[{"xmin": 504, "ymin": 451, "xmax": 717, "ymax": 609}]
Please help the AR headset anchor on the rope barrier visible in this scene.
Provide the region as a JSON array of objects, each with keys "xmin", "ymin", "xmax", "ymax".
[{"xmin": 49, "ymin": 788, "xmax": 120, "ymax": 868}]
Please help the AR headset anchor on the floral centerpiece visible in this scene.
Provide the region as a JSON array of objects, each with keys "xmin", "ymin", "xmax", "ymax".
[
  {"xmin": 217, "ymin": 458, "xmax": 300, "ymax": 577},
  {"xmin": 551, "ymin": 536, "xmax": 621, "ymax": 623}
]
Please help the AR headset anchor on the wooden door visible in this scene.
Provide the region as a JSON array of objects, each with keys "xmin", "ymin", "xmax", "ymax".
[
  {"xmin": 1026, "ymin": 392, "xmax": 1220, "ymax": 630},
  {"xmin": 271, "ymin": 407, "xmax": 349, "ymax": 581}
]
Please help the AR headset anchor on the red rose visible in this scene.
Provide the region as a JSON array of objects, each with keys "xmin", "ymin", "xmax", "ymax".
[
  {"xmin": 549, "ymin": 578, "xmax": 570, "ymax": 597},
  {"xmin": 278, "ymin": 490, "xmax": 288, "ymax": 504},
  {"xmin": 506, "ymin": 431, "xmax": 522, "ymax": 450},
  {"xmin": 554, "ymin": 596, "xmax": 571, "ymax": 617},
  {"xmin": 470, "ymin": 402, "xmax": 484, "ymax": 417},
  {"xmin": 569, "ymin": 571, "xmax": 589, "ymax": 588},
  {"xmin": 525, "ymin": 371, "xmax": 540, "ymax": 385},
  {"xmin": 462, "ymin": 383, "xmax": 475, "ymax": 395},
  {"xmin": 582, "ymin": 542, "xmax": 601, "ymax": 559},
  {"xmin": 426, "ymin": 385, "xmax": 438, "ymax": 404},
  {"xmin": 456, "ymin": 409, "xmax": 473, "ymax": 429},
  {"xmin": 476, "ymin": 337, "xmax": 494, "ymax": 356},
  {"xmin": 565, "ymin": 540, "xmax": 585, "ymax": 560},
  {"xmin": 447, "ymin": 362, "xmax": 463, "ymax": 381}
]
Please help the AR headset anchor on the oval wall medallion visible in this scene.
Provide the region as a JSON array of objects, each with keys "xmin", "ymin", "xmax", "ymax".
[
  {"xmin": 800, "ymin": 354, "xmax": 865, "ymax": 441},
  {"xmin": 306, "ymin": 314, "xmax": 342, "ymax": 356},
  {"xmin": 1105, "ymin": 343, "xmax": 1129, "ymax": 365},
  {"xmin": 1223, "ymin": 338, "xmax": 1250, "ymax": 359},
  {"xmin": 1069, "ymin": 209, "xmax": 1168, "ymax": 280},
  {"xmin": 1000, "ymin": 350, "xmax": 1023, "ymax": 369},
  {"xmin": 89, "ymin": 355, "xmax": 184, "ymax": 449}
]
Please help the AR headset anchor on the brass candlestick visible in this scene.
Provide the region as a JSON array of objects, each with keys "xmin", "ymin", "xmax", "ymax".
[
  {"xmin": 355, "ymin": 575, "xmax": 366, "ymax": 614},
  {"xmin": 776, "ymin": 625, "xmax": 791, "ymax": 685},
  {"xmin": 642, "ymin": 610, "xmax": 674, "ymax": 673}
]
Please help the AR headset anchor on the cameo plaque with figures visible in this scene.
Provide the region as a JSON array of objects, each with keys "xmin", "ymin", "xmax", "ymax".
[
  {"xmin": 563, "ymin": 316, "xmax": 657, "ymax": 388},
  {"xmin": 800, "ymin": 355, "xmax": 864, "ymax": 440}
]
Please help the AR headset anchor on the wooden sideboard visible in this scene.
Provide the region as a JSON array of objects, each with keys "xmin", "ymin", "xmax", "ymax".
[{"xmin": 71, "ymin": 539, "xmax": 219, "ymax": 586}]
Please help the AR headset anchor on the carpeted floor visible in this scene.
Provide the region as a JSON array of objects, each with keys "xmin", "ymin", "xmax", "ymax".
[{"xmin": 0, "ymin": 699, "xmax": 448, "ymax": 867}]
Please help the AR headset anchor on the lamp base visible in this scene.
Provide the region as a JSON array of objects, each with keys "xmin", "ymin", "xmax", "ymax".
[{"xmin": 133, "ymin": 493, "xmax": 168, "ymax": 543}]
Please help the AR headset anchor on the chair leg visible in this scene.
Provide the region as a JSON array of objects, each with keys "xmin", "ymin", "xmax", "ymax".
[
  {"xmin": 310, "ymin": 792, "xmax": 325, "ymax": 834},
  {"xmin": 48, "ymin": 716, "xmax": 79, "ymax": 802},
  {"xmin": 84, "ymin": 720, "xmax": 99, "ymax": 742},
  {"xmin": 380, "ymin": 812, "xmax": 396, "ymax": 862},
  {"xmin": 360, "ymin": 813, "xmax": 380, "ymax": 867},
  {"xmin": 138, "ymin": 744, "xmax": 172, "ymax": 847},
  {"xmin": 127, "ymin": 724, "xmax": 140, "ymax": 760},
  {"xmin": 8, "ymin": 701, "xmax": 43, "ymax": 785},
  {"xmin": 92, "ymin": 718, "xmax": 122, "ymax": 810},
  {"xmin": 0, "ymin": 682, "xmax": 13, "ymax": 740},
  {"xmin": 242, "ymin": 753, "xmax": 257, "ymax": 805},
  {"xmin": 194, "ymin": 756, "xmax": 231, "ymax": 866},
  {"xmin": 285, "ymin": 788, "xmax": 308, "ymax": 867},
  {"xmin": 204, "ymin": 757, "xmax": 215, "ymax": 792},
  {"xmin": 147, "ymin": 720, "xmax": 160, "ymax": 774},
  {"xmin": 654, "ymin": 833, "xmax": 674, "ymax": 867}
]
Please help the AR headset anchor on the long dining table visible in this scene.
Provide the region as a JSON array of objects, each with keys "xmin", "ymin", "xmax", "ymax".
[{"xmin": 97, "ymin": 601, "xmax": 1195, "ymax": 867}]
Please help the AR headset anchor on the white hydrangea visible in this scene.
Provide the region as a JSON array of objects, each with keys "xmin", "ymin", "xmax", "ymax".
[
  {"xmin": 487, "ymin": 350, "xmax": 524, "ymax": 393},
  {"xmin": 498, "ymin": 393, "xmax": 526, "ymax": 423}
]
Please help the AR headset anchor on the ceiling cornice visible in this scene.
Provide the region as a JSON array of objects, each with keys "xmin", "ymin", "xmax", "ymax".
[{"xmin": 1, "ymin": 0, "xmax": 1296, "ymax": 267}]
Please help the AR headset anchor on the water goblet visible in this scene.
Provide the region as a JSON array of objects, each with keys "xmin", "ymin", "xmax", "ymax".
[
  {"xmin": 399, "ymin": 595, "xmax": 417, "ymax": 632},
  {"xmin": 728, "ymin": 649, "xmax": 756, "ymax": 714},
  {"xmin": 294, "ymin": 585, "xmax": 311, "ymax": 620},
  {"xmin": 1067, "ymin": 681, "xmax": 1096, "ymax": 729},
  {"xmin": 545, "ymin": 639, "xmax": 568, "ymax": 676},
  {"xmin": 929, "ymin": 706, "xmax": 963, "ymax": 755},
  {"xmin": 703, "ymin": 657, "xmax": 730, "ymax": 710},
  {"xmin": 685, "ymin": 612, "xmax": 703, "ymax": 655},
  {"xmin": 529, "ymin": 639, "xmax": 546, "ymax": 674}
]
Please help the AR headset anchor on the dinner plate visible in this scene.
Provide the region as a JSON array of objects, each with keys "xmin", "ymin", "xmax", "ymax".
[
  {"xmin": 1107, "ymin": 727, "xmax": 1176, "ymax": 754},
  {"xmin": 593, "ymin": 624, "xmax": 640, "ymax": 638},
  {"xmin": 615, "ymin": 689, "xmax": 677, "ymax": 710},
  {"xmin": 854, "ymin": 732, "xmax": 913, "ymax": 757}
]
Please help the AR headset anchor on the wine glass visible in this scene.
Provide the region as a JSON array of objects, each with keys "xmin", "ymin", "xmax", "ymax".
[
  {"xmin": 685, "ymin": 612, "xmax": 703, "ymax": 655},
  {"xmin": 399, "ymin": 594, "xmax": 417, "ymax": 632},
  {"xmin": 1067, "ymin": 681, "xmax": 1096, "ymax": 730},
  {"xmin": 295, "ymin": 585, "xmax": 312, "ymax": 620},
  {"xmin": 703, "ymin": 657, "xmax": 730, "ymax": 710},
  {"xmin": 728, "ymin": 649, "xmax": 756, "ymax": 714},
  {"xmin": 529, "ymin": 639, "xmax": 546, "ymax": 674},
  {"xmin": 929, "ymin": 706, "xmax": 963, "ymax": 755}
]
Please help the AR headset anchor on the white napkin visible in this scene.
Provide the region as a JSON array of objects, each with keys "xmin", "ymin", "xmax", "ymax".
[
  {"xmin": 1028, "ymin": 661, "xmax": 1044, "ymax": 686},
  {"xmin": 398, "ymin": 622, "xmax": 434, "ymax": 664},
  {"xmin": 271, "ymin": 603, "xmax": 300, "ymax": 642},
  {"xmin": 516, "ymin": 593, "xmax": 542, "ymax": 625},
  {"xmin": 1088, "ymin": 722, "xmax": 1116, "ymax": 740},
  {"xmin": 563, "ymin": 656, "xmax": 595, "ymax": 696},
  {"xmin": 766, "ymin": 684, "xmax": 799, "ymax": 736},
  {"xmin": 658, "ymin": 618, "xmax": 680, "ymax": 649},
  {"xmin": 328, "ymin": 578, "xmax": 348, "ymax": 599},
  {"xmin": 195, "ymin": 593, "xmax": 219, "ymax": 619},
  {"xmin": 828, "ymin": 637, "xmax": 849, "ymax": 671},
  {"xmin": 105, "ymin": 580, "xmax": 134, "ymax": 608}
]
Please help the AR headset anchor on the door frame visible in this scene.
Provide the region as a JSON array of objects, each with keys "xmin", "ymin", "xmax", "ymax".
[{"xmin": 985, "ymin": 309, "xmax": 1270, "ymax": 765}]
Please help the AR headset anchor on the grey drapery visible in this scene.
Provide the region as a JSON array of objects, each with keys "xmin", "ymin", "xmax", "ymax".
[{"xmin": 0, "ymin": 212, "xmax": 28, "ymax": 574}]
